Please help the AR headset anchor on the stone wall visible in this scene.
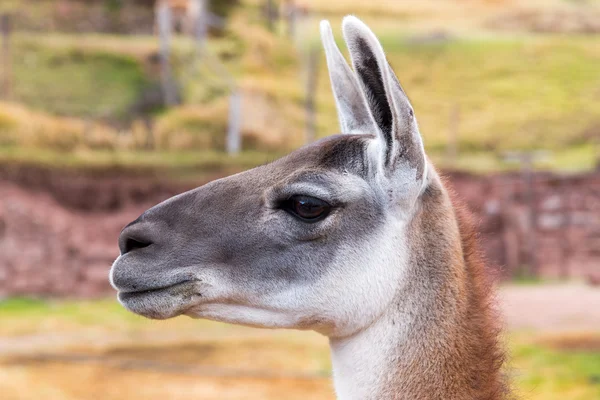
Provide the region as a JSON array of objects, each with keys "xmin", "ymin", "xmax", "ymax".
[
  {"xmin": 449, "ymin": 171, "xmax": 600, "ymax": 280},
  {"xmin": 0, "ymin": 168, "xmax": 599, "ymax": 298}
]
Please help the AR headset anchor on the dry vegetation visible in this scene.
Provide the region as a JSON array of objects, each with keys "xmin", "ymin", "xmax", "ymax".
[
  {"xmin": 1, "ymin": 363, "xmax": 332, "ymax": 400},
  {"xmin": 0, "ymin": 294, "xmax": 599, "ymax": 400},
  {"xmin": 0, "ymin": 0, "xmax": 599, "ymax": 171},
  {"xmin": 0, "ymin": 99, "xmax": 295, "ymax": 153},
  {"xmin": 538, "ymin": 331, "xmax": 600, "ymax": 352},
  {"xmin": 1, "ymin": 3, "xmax": 599, "ymax": 400}
]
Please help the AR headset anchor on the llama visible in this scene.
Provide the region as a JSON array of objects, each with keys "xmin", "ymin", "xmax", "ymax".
[{"xmin": 110, "ymin": 16, "xmax": 508, "ymax": 399}]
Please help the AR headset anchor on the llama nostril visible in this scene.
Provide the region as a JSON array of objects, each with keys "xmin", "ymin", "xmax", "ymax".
[
  {"xmin": 119, "ymin": 221, "xmax": 155, "ymax": 255},
  {"xmin": 122, "ymin": 237, "xmax": 152, "ymax": 255}
]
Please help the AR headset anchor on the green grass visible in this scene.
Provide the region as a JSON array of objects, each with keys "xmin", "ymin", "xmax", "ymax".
[
  {"xmin": 0, "ymin": 297, "xmax": 126, "ymax": 323},
  {"xmin": 0, "ymin": 146, "xmax": 279, "ymax": 173},
  {"xmin": 0, "ymin": 146, "xmax": 284, "ymax": 184},
  {"xmin": 1, "ymin": 297, "xmax": 599, "ymax": 399},
  {"xmin": 0, "ymin": 297, "xmax": 250, "ymax": 338},
  {"xmin": 11, "ymin": 34, "xmax": 150, "ymax": 118},
  {"xmin": 512, "ymin": 337, "xmax": 600, "ymax": 400},
  {"xmin": 7, "ymin": 30, "xmax": 243, "ymax": 120},
  {"xmin": 311, "ymin": 34, "xmax": 600, "ymax": 153},
  {"xmin": 0, "ymin": 297, "xmax": 133, "ymax": 336},
  {"xmin": 0, "ymin": 297, "xmax": 49, "ymax": 314},
  {"xmin": 1, "ymin": 144, "xmax": 595, "ymax": 176},
  {"xmin": 227, "ymin": 22, "xmax": 600, "ymax": 172},
  {"xmin": 2, "ymin": 4, "xmax": 600, "ymax": 172}
]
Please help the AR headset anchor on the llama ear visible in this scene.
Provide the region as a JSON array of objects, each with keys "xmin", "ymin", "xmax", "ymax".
[
  {"xmin": 320, "ymin": 20, "xmax": 377, "ymax": 135},
  {"xmin": 342, "ymin": 16, "xmax": 426, "ymax": 180}
]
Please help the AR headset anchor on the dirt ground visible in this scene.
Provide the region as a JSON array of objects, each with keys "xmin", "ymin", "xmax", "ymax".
[
  {"xmin": 1, "ymin": 283, "xmax": 597, "ymax": 355},
  {"xmin": 1, "ymin": 165, "xmax": 599, "ymax": 399},
  {"xmin": 500, "ymin": 283, "xmax": 600, "ymax": 332},
  {"xmin": 0, "ymin": 284, "xmax": 598, "ymax": 400}
]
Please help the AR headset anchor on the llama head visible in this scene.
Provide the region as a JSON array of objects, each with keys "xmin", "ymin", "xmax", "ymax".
[{"xmin": 110, "ymin": 16, "xmax": 429, "ymax": 338}]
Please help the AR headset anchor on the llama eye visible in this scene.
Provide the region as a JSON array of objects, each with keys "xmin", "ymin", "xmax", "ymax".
[{"xmin": 283, "ymin": 195, "xmax": 331, "ymax": 222}]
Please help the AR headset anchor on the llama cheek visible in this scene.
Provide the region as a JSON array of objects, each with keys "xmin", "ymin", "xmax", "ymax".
[{"xmin": 295, "ymin": 224, "xmax": 407, "ymax": 337}]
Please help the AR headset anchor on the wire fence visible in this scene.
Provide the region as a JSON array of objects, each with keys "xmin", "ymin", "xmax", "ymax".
[{"xmin": 0, "ymin": 2, "xmax": 243, "ymax": 154}]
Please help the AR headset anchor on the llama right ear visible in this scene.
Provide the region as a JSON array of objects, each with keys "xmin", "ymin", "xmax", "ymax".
[
  {"xmin": 342, "ymin": 16, "xmax": 426, "ymax": 182},
  {"xmin": 320, "ymin": 20, "xmax": 377, "ymax": 135}
]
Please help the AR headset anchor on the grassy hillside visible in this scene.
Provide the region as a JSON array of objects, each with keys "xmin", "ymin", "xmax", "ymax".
[
  {"xmin": 310, "ymin": 32, "xmax": 600, "ymax": 150},
  {"xmin": 0, "ymin": 0, "xmax": 599, "ymax": 172},
  {"xmin": 11, "ymin": 34, "xmax": 150, "ymax": 118}
]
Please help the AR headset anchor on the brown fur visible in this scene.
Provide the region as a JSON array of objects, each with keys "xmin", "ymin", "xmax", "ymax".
[
  {"xmin": 381, "ymin": 172, "xmax": 508, "ymax": 399},
  {"xmin": 445, "ymin": 177, "xmax": 509, "ymax": 399}
]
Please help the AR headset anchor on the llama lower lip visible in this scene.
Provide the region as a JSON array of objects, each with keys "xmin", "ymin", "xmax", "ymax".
[
  {"xmin": 117, "ymin": 280, "xmax": 202, "ymax": 320},
  {"xmin": 118, "ymin": 280, "xmax": 196, "ymax": 299}
]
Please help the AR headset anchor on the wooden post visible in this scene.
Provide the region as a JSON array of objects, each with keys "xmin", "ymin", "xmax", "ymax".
[
  {"xmin": 522, "ymin": 153, "xmax": 538, "ymax": 278},
  {"xmin": 227, "ymin": 91, "xmax": 241, "ymax": 155},
  {"xmin": 447, "ymin": 104, "xmax": 459, "ymax": 165},
  {"xmin": 500, "ymin": 176, "xmax": 520, "ymax": 276},
  {"xmin": 188, "ymin": 0, "xmax": 240, "ymax": 155},
  {"xmin": 192, "ymin": 0, "xmax": 208, "ymax": 55},
  {"xmin": 156, "ymin": 3, "xmax": 177, "ymax": 106},
  {"xmin": 595, "ymin": 130, "xmax": 600, "ymax": 171},
  {"xmin": 0, "ymin": 14, "xmax": 12, "ymax": 100},
  {"xmin": 503, "ymin": 151, "xmax": 550, "ymax": 278},
  {"xmin": 265, "ymin": 0, "xmax": 277, "ymax": 32},
  {"xmin": 305, "ymin": 46, "xmax": 319, "ymax": 144},
  {"xmin": 558, "ymin": 176, "xmax": 570, "ymax": 279},
  {"xmin": 286, "ymin": 2, "xmax": 297, "ymax": 39}
]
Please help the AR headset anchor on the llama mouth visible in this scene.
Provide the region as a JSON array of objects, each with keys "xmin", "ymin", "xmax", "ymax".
[
  {"xmin": 117, "ymin": 279, "xmax": 203, "ymax": 320},
  {"xmin": 117, "ymin": 279, "xmax": 198, "ymax": 301}
]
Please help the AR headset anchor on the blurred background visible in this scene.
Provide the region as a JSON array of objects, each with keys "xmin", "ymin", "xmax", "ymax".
[{"xmin": 0, "ymin": 0, "xmax": 599, "ymax": 399}]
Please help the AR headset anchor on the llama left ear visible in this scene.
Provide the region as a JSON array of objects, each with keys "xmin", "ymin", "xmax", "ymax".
[
  {"xmin": 320, "ymin": 20, "xmax": 377, "ymax": 135},
  {"xmin": 342, "ymin": 16, "xmax": 426, "ymax": 182}
]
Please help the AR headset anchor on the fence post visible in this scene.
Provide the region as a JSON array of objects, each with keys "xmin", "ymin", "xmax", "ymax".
[
  {"xmin": 595, "ymin": 130, "xmax": 600, "ymax": 170},
  {"xmin": 305, "ymin": 45, "xmax": 319, "ymax": 144},
  {"xmin": 265, "ymin": 0, "xmax": 277, "ymax": 32},
  {"xmin": 192, "ymin": 0, "xmax": 208, "ymax": 55},
  {"xmin": 285, "ymin": 1, "xmax": 298, "ymax": 39},
  {"xmin": 227, "ymin": 91, "xmax": 241, "ymax": 155},
  {"xmin": 287, "ymin": 6, "xmax": 296, "ymax": 38},
  {"xmin": 0, "ymin": 13, "xmax": 12, "ymax": 100},
  {"xmin": 498, "ymin": 175, "xmax": 518, "ymax": 276},
  {"xmin": 503, "ymin": 150, "xmax": 550, "ymax": 278},
  {"xmin": 521, "ymin": 153, "xmax": 538, "ymax": 278},
  {"xmin": 143, "ymin": 117, "xmax": 154, "ymax": 150},
  {"xmin": 156, "ymin": 3, "xmax": 177, "ymax": 106},
  {"xmin": 558, "ymin": 176, "xmax": 570, "ymax": 279}
]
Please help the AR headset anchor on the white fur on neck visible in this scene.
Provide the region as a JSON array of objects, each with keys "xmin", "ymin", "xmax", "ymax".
[
  {"xmin": 329, "ymin": 307, "xmax": 413, "ymax": 400},
  {"xmin": 326, "ymin": 215, "xmax": 417, "ymax": 400}
]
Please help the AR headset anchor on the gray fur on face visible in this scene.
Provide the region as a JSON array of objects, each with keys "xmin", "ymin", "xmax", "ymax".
[
  {"xmin": 111, "ymin": 134, "xmax": 386, "ymax": 329},
  {"xmin": 110, "ymin": 17, "xmax": 428, "ymax": 338}
]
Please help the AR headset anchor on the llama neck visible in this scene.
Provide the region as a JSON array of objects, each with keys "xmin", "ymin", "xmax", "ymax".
[
  {"xmin": 329, "ymin": 306, "xmax": 415, "ymax": 400},
  {"xmin": 329, "ymin": 181, "xmax": 506, "ymax": 400}
]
